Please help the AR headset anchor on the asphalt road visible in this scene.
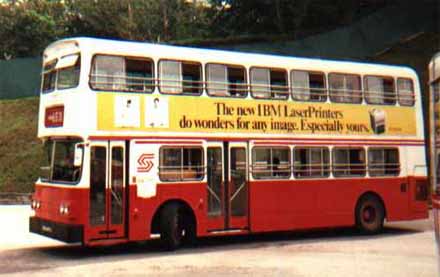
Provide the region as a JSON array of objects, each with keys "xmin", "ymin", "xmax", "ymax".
[{"xmin": 0, "ymin": 206, "xmax": 438, "ymax": 277}]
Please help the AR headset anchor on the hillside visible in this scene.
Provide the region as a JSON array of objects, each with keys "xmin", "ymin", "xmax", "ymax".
[{"xmin": 0, "ymin": 97, "xmax": 42, "ymax": 192}]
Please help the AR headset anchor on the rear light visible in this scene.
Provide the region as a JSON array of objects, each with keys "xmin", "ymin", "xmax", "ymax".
[{"xmin": 415, "ymin": 181, "xmax": 428, "ymax": 201}]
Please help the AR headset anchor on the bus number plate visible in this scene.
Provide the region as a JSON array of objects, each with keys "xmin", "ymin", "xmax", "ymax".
[{"xmin": 45, "ymin": 106, "xmax": 64, "ymax": 127}]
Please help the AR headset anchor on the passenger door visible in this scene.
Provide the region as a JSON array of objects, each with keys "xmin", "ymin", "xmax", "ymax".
[
  {"xmin": 88, "ymin": 141, "xmax": 126, "ymax": 240},
  {"xmin": 206, "ymin": 142, "xmax": 249, "ymax": 231},
  {"xmin": 227, "ymin": 142, "xmax": 248, "ymax": 229}
]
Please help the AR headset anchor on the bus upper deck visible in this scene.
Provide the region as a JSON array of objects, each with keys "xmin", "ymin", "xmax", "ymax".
[{"xmin": 39, "ymin": 37, "xmax": 423, "ymax": 141}]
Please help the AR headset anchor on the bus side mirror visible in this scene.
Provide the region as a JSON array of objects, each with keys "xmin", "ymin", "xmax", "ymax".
[{"xmin": 74, "ymin": 144, "xmax": 84, "ymax": 167}]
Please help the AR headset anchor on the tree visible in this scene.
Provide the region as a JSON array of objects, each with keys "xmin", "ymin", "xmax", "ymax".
[
  {"xmin": 65, "ymin": 0, "xmax": 139, "ymax": 40},
  {"xmin": 0, "ymin": 0, "xmax": 67, "ymax": 59},
  {"xmin": 65, "ymin": 0, "xmax": 212, "ymax": 42},
  {"xmin": 209, "ymin": 0, "xmax": 314, "ymax": 38},
  {"xmin": 0, "ymin": 0, "xmax": 389, "ymax": 59}
]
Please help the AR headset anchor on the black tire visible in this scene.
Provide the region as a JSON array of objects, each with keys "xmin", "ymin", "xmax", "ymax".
[
  {"xmin": 181, "ymin": 213, "xmax": 196, "ymax": 246},
  {"xmin": 355, "ymin": 195, "xmax": 385, "ymax": 234},
  {"xmin": 160, "ymin": 203, "xmax": 196, "ymax": 250}
]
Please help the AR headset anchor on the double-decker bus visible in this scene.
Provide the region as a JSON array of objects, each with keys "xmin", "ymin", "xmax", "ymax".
[
  {"xmin": 429, "ymin": 53, "xmax": 440, "ymax": 256},
  {"xmin": 30, "ymin": 37, "xmax": 428, "ymax": 249}
]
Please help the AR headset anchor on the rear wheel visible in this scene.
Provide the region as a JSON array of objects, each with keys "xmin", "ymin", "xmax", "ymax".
[{"xmin": 355, "ymin": 195, "xmax": 385, "ymax": 234}]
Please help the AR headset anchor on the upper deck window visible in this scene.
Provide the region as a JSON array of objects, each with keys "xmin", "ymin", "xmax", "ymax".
[
  {"xmin": 397, "ymin": 78, "xmax": 415, "ymax": 106},
  {"xmin": 90, "ymin": 55, "xmax": 154, "ymax": 93},
  {"xmin": 364, "ymin": 76, "xmax": 395, "ymax": 105},
  {"xmin": 42, "ymin": 60, "xmax": 57, "ymax": 93},
  {"xmin": 329, "ymin": 73, "xmax": 362, "ymax": 104},
  {"xmin": 206, "ymin": 63, "xmax": 247, "ymax": 97},
  {"xmin": 250, "ymin": 67, "xmax": 288, "ymax": 100},
  {"xmin": 57, "ymin": 54, "xmax": 81, "ymax": 90},
  {"xmin": 42, "ymin": 54, "xmax": 81, "ymax": 93},
  {"xmin": 159, "ymin": 60, "xmax": 202, "ymax": 95},
  {"xmin": 291, "ymin": 70, "xmax": 326, "ymax": 102}
]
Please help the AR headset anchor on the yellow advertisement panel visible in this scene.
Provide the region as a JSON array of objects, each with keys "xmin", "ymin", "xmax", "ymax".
[{"xmin": 97, "ymin": 93, "xmax": 416, "ymax": 136}]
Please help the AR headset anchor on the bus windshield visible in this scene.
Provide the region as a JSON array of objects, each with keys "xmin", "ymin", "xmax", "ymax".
[
  {"xmin": 42, "ymin": 54, "xmax": 81, "ymax": 93},
  {"xmin": 40, "ymin": 139, "xmax": 83, "ymax": 184}
]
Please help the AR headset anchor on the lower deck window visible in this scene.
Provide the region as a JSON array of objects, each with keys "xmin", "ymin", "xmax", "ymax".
[
  {"xmin": 40, "ymin": 139, "xmax": 83, "ymax": 184},
  {"xmin": 252, "ymin": 147, "xmax": 290, "ymax": 179},
  {"xmin": 159, "ymin": 147, "xmax": 204, "ymax": 181},
  {"xmin": 333, "ymin": 148, "xmax": 366, "ymax": 177},
  {"xmin": 368, "ymin": 148, "xmax": 400, "ymax": 176},
  {"xmin": 293, "ymin": 147, "xmax": 330, "ymax": 178}
]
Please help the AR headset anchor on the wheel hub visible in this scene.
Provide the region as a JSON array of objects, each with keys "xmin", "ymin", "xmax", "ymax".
[{"xmin": 363, "ymin": 206, "xmax": 376, "ymax": 223}]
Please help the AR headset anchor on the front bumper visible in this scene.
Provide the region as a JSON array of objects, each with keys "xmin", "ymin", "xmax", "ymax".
[{"xmin": 29, "ymin": 217, "xmax": 83, "ymax": 243}]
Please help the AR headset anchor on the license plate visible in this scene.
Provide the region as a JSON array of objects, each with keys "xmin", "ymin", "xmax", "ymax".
[{"xmin": 42, "ymin": 225, "xmax": 53, "ymax": 233}]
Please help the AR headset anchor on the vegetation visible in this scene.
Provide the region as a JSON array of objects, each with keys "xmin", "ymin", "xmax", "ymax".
[
  {"xmin": 0, "ymin": 0, "xmax": 390, "ymax": 60},
  {"xmin": 0, "ymin": 97, "xmax": 42, "ymax": 192}
]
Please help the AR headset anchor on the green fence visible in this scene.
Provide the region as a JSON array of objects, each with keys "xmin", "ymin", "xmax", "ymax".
[{"xmin": 0, "ymin": 57, "xmax": 41, "ymax": 99}]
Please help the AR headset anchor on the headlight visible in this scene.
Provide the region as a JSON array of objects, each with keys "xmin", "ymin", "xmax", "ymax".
[
  {"xmin": 31, "ymin": 200, "xmax": 41, "ymax": 209},
  {"xmin": 59, "ymin": 204, "xmax": 69, "ymax": 215}
]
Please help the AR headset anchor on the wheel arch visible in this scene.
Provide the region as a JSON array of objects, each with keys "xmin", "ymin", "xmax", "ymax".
[{"xmin": 150, "ymin": 199, "xmax": 197, "ymax": 235}]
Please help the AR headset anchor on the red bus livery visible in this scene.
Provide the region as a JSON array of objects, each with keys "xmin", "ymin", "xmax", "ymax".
[{"xmin": 30, "ymin": 38, "xmax": 428, "ymax": 249}]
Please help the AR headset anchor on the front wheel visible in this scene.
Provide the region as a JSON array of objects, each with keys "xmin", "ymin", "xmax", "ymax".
[
  {"xmin": 355, "ymin": 195, "xmax": 385, "ymax": 234},
  {"xmin": 160, "ymin": 203, "xmax": 195, "ymax": 250}
]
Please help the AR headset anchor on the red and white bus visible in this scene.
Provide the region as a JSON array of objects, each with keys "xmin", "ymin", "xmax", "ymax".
[
  {"xmin": 30, "ymin": 37, "xmax": 428, "ymax": 249},
  {"xmin": 429, "ymin": 52, "xmax": 440, "ymax": 257}
]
